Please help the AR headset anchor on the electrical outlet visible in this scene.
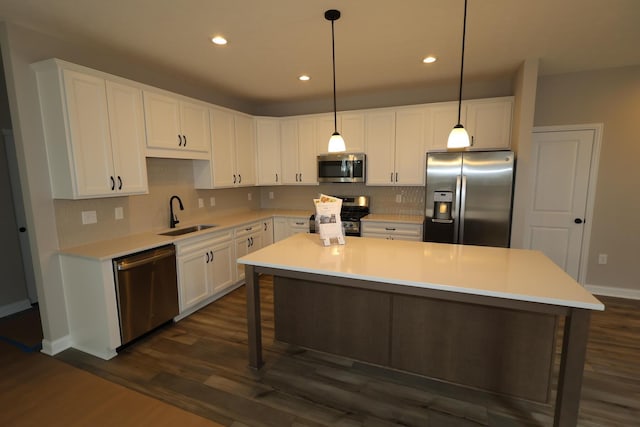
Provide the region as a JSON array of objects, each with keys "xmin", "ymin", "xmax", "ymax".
[
  {"xmin": 395, "ymin": 194, "xmax": 402, "ymax": 203},
  {"xmin": 269, "ymin": 191, "xmax": 274, "ymax": 200},
  {"xmin": 210, "ymin": 197, "xmax": 216, "ymax": 207},
  {"xmin": 115, "ymin": 207, "xmax": 124, "ymax": 220},
  {"xmin": 81, "ymin": 210, "xmax": 97, "ymax": 224},
  {"xmin": 598, "ymin": 254, "xmax": 608, "ymax": 265},
  {"xmin": 198, "ymin": 198, "xmax": 204, "ymax": 208},
  {"xmin": 248, "ymin": 192, "xmax": 252, "ymax": 201}
]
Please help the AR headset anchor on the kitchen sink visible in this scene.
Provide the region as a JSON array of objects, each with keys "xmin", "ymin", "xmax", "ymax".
[{"xmin": 158, "ymin": 224, "xmax": 217, "ymax": 236}]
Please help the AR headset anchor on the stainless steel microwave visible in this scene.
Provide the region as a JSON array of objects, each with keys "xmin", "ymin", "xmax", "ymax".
[{"xmin": 317, "ymin": 153, "xmax": 366, "ymax": 183}]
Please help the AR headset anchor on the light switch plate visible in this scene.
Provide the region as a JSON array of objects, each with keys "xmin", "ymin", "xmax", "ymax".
[
  {"xmin": 248, "ymin": 192, "xmax": 252, "ymax": 201},
  {"xmin": 395, "ymin": 194, "xmax": 402, "ymax": 203},
  {"xmin": 81, "ymin": 210, "xmax": 97, "ymax": 224},
  {"xmin": 269, "ymin": 191, "xmax": 274, "ymax": 200},
  {"xmin": 198, "ymin": 198, "xmax": 204, "ymax": 208},
  {"xmin": 598, "ymin": 254, "xmax": 608, "ymax": 264},
  {"xmin": 210, "ymin": 197, "xmax": 216, "ymax": 207},
  {"xmin": 115, "ymin": 207, "xmax": 124, "ymax": 220}
]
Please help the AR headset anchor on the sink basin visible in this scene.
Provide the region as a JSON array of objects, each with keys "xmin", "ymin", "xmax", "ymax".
[{"xmin": 159, "ymin": 224, "xmax": 217, "ymax": 236}]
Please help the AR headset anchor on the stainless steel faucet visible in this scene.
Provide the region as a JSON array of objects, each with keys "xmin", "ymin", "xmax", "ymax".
[{"xmin": 169, "ymin": 195, "xmax": 184, "ymax": 228}]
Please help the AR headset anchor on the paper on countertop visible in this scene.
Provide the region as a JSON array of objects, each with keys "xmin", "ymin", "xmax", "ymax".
[{"xmin": 313, "ymin": 194, "xmax": 345, "ymax": 245}]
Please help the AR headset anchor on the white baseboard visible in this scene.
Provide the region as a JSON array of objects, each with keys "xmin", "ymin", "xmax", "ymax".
[
  {"xmin": 0, "ymin": 299, "xmax": 32, "ymax": 318},
  {"xmin": 585, "ymin": 284, "xmax": 640, "ymax": 301},
  {"xmin": 41, "ymin": 335, "xmax": 72, "ymax": 356}
]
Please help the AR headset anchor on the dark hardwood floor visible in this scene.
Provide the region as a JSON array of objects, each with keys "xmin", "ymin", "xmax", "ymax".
[{"xmin": 57, "ymin": 276, "xmax": 640, "ymax": 426}]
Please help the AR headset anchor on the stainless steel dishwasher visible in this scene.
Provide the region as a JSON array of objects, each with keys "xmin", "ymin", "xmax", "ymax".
[{"xmin": 113, "ymin": 244, "xmax": 179, "ymax": 346}]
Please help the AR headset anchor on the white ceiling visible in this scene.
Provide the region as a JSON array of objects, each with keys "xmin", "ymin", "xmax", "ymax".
[{"xmin": 1, "ymin": 0, "xmax": 639, "ymax": 105}]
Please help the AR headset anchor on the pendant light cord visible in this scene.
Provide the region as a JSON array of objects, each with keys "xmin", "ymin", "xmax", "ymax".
[
  {"xmin": 331, "ymin": 18, "xmax": 338, "ymax": 133},
  {"xmin": 456, "ymin": 0, "xmax": 468, "ymax": 125}
]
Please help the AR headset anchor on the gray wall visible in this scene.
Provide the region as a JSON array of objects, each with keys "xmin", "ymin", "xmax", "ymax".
[{"xmin": 534, "ymin": 65, "xmax": 640, "ymax": 291}]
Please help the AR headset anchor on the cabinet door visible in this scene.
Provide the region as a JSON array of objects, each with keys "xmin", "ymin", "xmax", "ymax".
[
  {"xmin": 280, "ymin": 119, "xmax": 299, "ymax": 184},
  {"xmin": 143, "ymin": 91, "xmax": 182, "ymax": 150},
  {"xmin": 210, "ymin": 241, "xmax": 234, "ymax": 294},
  {"xmin": 426, "ymin": 102, "xmax": 459, "ymax": 151},
  {"xmin": 465, "ymin": 98, "xmax": 513, "ymax": 150},
  {"xmin": 234, "ymin": 114, "xmax": 256, "ymax": 186},
  {"xmin": 178, "ymin": 249, "xmax": 210, "ymax": 312},
  {"xmin": 297, "ymin": 118, "xmax": 318, "ymax": 184},
  {"xmin": 105, "ymin": 81, "xmax": 148, "ymax": 195},
  {"xmin": 365, "ymin": 111, "xmax": 396, "ymax": 186},
  {"xmin": 340, "ymin": 112, "xmax": 365, "ymax": 153},
  {"xmin": 256, "ymin": 118, "xmax": 282, "ymax": 185},
  {"xmin": 63, "ymin": 70, "xmax": 115, "ymax": 197},
  {"xmin": 180, "ymin": 100, "xmax": 211, "ymax": 153},
  {"xmin": 315, "ymin": 114, "xmax": 340, "ymax": 155},
  {"xmin": 273, "ymin": 217, "xmax": 289, "ymax": 242},
  {"xmin": 395, "ymin": 107, "xmax": 426, "ymax": 185},
  {"xmin": 261, "ymin": 219, "xmax": 274, "ymax": 246},
  {"xmin": 210, "ymin": 108, "xmax": 236, "ymax": 187}
]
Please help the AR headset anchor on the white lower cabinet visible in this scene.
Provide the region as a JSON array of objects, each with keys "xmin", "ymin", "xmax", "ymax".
[
  {"xmin": 274, "ymin": 216, "xmax": 309, "ymax": 242},
  {"xmin": 175, "ymin": 231, "xmax": 234, "ymax": 318},
  {"xmin": 261, "ymin": 218, "xmax": 274, "ymax": 246},
  {"xmin": 361, "ymin": 221, "xmax": 423, "ymax": 241},
  {"xmin": 234, "ymin": 222, "xmax": 263, "ymax": 282}
]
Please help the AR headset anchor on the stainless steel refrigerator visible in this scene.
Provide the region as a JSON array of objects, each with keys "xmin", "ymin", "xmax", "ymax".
[{"xmin": 423, "ymin": 150, "xmax": 514, "ymax": 247}]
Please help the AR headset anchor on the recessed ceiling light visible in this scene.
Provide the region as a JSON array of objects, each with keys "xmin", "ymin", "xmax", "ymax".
[
  {"xmin": 298, "ymin": 75, "xmax": 311, "ymax": 81},
  {"xmin": 211, "ymin": 36, "xmax": 227, "ymax": 45},
  {"xmin": 423, "ymin": 56, "xmax": 437, "ymax": 64}
]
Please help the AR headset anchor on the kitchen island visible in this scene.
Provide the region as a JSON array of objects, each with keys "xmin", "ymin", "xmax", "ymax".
[{"xmin": 237, "ymin": 233, "xmax": 604, "ymax": 427}]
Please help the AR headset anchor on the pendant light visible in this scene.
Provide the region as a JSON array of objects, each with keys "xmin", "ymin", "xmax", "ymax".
[
  {"xmin": 447, "ymin": 0, "xmax": 471, "ymax": 149},
  {"xmin": 325, "ymin": 9, "xmax": 346, "ymax": 153}
]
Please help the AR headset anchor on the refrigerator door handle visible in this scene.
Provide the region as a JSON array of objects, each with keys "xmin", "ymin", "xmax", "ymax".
[
  {"xmin": 453, "ymin": 175, "xmax": 462, "ymax": 243},
  {"xmin": 459, "ymin": 175, "xmax": 468, "ymax": 244}
]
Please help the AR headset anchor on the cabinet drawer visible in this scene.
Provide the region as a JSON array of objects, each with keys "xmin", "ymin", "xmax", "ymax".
[
  {"xmin": 361, "ymin": 222, "xmax": 422, "ymax": 237},
  {"xmin": 234, "ymin": 221, "xmax": 262, "ymax": 238},
  {"xmin": 175, "ymin": 230, "xmax": 233, "ymax": 254}
]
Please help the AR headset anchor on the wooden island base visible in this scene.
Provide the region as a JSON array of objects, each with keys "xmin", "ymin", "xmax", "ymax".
[
  {"xmin": 273, "ymin": 276, "xmax": 557, "ymax": 403},
  {"xmin": 245, "ymin": 265, "xmax": 592, "ymax": 427}
]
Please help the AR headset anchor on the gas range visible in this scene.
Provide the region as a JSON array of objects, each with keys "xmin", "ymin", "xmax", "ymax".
[{"xmin": 310, "ymin": 195, "xmax": 370, "ymax": 237}]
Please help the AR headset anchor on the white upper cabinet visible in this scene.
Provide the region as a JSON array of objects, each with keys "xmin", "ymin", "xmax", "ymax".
[
  {"xmin": 364, "ymin": 110, "xmax": 396, "ymax": 185},
  {"xmin": 143, "ymin": 91, "xmax": 210, "ymax": 159},
  {"xmin": 316, "ymin": 112, "xmax": 365, "ymax": 155},
  {"xmin": 464, "ymin": 98, "xmax": 514, "ymax": 150},
  {"xmin": 32, "ymin": 60, "xmax": 148, "ymax": 199},
  {"xmin": 194, "ymin": 107, "xmax": 256, "ymax": 188},
  {"xmin": 281, "ymin": 118, "xmax": 318, "ymax": 185},
  {"xmin": 365, "ymin": 107, "xmax": 426, "ymax": 186},
  {"xmin": 427, "ymin": 97, "xmax": 513, "ymax": 151},
  {"xmin": 255, "ymin": 118, "xmax": 282, "ymax": 185}
]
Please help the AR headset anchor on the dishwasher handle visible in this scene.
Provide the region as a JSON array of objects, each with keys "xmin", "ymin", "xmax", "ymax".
[{"xmin": 115, "ymin": 247, "xmax": 175, "ymax": 271}]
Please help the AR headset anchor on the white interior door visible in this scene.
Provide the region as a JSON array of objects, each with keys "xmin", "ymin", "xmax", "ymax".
[{"xmin": 524, "ymin": 129, "xmax": 595, "ymax": 280}]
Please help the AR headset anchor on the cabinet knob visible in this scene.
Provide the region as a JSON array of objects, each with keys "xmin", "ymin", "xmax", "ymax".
[{"xmin": 574, "ymin": 218, "xmax": 584, "ymax": 224}]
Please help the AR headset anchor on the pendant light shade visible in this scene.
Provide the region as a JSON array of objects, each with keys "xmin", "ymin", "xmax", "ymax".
[
  {"xmin": 448, "ymin": 0, "xmax": 471, "ymax": 149},
  {"xmin": 325, "ymin": 9, "xmax": 346, "ymax": 153}
]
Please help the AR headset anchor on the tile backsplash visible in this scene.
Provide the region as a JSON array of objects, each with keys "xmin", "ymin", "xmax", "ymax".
[{"xmin": 54, "ymin": 158, "xmax": 425, "ymax": 248}]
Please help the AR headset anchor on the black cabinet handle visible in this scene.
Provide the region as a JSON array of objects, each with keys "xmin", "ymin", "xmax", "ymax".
[
  {"xmin": 275, "ymin": 173, "xmax": 278, "ymax": 182},
  {"xmin": 395, "ymin": 172, "xmax": 398, "ymax": 182},
  {"xmin": 233, "ymin": 174, "xmax": 237, "ymax": 184},
  {"xmin": 264, "ymin": 222, "xmax": 267, "ymax": 231},
  {"xmin": 206, "ymin": 251, "xmax": 210, "ymax": 263},
  {"xmin": 210, "ymin": 250, "xmax": 213, "ymax": 260},
  {"xmin": 183, "ymin": 135, "xmax": 187, "ymax": 146},
  {"xmin": 574, "ymin": 218, "xmax": 584, "ymax": 224},
  {"xmin": 110, "ymin": 176, "xmax": 115, "ymax": 190},
  {"xmin": 238, "ymin": 174, "xmax": 242, "ymax": 184},
  {"xmin": 117, "ymin": 176, "xmax": 123, "ymax": 190},
  {"xmin": 178, "ymin": 135, "xmax": 182, "ymax": 146},
  {"xmin": 19, "ymin": 227, "xmax": 26, "ymax": 232},
  {"xmin": 390, "ymin": 172, "xmax": 393, "ymax": 182}
]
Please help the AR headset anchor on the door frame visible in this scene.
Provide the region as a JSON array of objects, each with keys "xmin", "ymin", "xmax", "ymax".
[{"xmin": 530, "ymin": 124, "xmax": 602, "ymax": 284}]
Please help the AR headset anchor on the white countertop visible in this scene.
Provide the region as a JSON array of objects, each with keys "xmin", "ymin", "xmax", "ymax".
[
  {"xmin": 361, "ymin": 214, "xmax": 424, "ymax": 224},
  {"xmin": 59, "ymin": 209, "xmax": 311, "ymax": 261},
  {"xmin": 238, "ymin": 233, "xmax": 604, "ymax": 311}
]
